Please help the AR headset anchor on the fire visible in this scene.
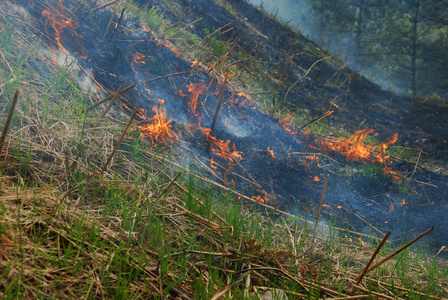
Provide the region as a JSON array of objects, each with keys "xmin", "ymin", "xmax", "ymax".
[
  {"xmin": 191, "ymin": 60, "xmax": 202, "ymax": 68},
  {"xmin": 210, "ymin": 158, "xmax": 218, "ymax": 170},
  {"xmin": 267, "ymin": 147, "xmax": 276, "ymax": 159},
  {"xmin": 179, "ymin": 83, "xmax": 208, "ymax": 116},
  {"xmin": 312, "ymin": 129, "xmax": 398, "ymax": 164},
  {"xmin": 359, "ymin": 237, "xmax": 367, "ymax": 247},
  {"xmin": 388, "ymin": 204, "xmax": 394, "ymax": 213},
  {"xmin": 137, "ymin": 100, "xmax": 179, "ymax": 145},
  {"xmin": 195, "ymin": 122, "xmax": 243, "ymax": 182},
  {"xmin": 252, "ymin": 190, "xmax": 269, "ymax": 203},
  {"xmin": 313, "ymin": 175, "xmax": 320, "ymax": 182},
  {"xmin": 279, "ymin": 114, "xmax": 298, "ymax": 135},
  {"xmin": 401, "ymin": 199, "xmax": 407, "ymax": 206},
  {"xmin": 41, "ymin": 1, "xmax": 78, "ymax": 57},
  {"xmin": 133, "ymin": 52, "xmax": 146, "ymax": 64},
  {"xmin": 226, "ymin": 92, "xmax": 251, "ymax": 109}
]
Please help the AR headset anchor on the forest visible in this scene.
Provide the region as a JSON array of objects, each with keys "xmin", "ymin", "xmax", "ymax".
[{"xmin": 294, "ymin": 0, "xmax": 448, "ymax": 98}]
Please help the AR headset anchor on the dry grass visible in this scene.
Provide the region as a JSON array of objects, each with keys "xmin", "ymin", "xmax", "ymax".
[{"xmin": 0, "ymin": 0, "xmax": 447, "ymax": 299}]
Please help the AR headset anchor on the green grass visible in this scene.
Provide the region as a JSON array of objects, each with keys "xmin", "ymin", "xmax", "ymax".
[{"xmin": 0, "ymin": 0, "xmax": 447, "ymax": 298}]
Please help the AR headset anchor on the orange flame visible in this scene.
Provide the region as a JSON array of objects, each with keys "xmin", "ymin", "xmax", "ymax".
[
  {"xmin": 179, "ymin": 83, "xmax": 208, "ymax": 116},
  {"xmin": 401, "ymin": 199, "xmax": 407, "ymax": 206},
  {"xmin": 312, "ymin": 129, "xmax": 398, "ymax": 164},
  {"xmin": 388, "ymin": 204, "xmax": 394, "ymax": 213},
  {"xmin": 313, "ymin": 175, "xmax": 320, "ymax": 182},
  {"xmin": 133, "ymin": 52, "xmax": 146, "ymax": 64},
  {"xmin": 138, "ymin": 100, "xmax": 179, "ymax": 145},
  {"xmin": 252, "ymin": 190, "xmax": 269, "ymax": 203},
  {"xmin": 267, "ymin": 147, "xmax": 276, "ymax": 159},
  {"xmin": 41, "ymin": 1, "xmax": 78, "ymax": 57},
  {"xmin": 279, "ymin": 114, "xmax": 298, "ymax": 135}
]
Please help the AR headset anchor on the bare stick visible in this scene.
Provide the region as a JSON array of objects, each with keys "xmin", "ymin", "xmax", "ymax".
[
  {"xmin": 87, "ymin": 82, "xmax": 136, "ymax": 111},
  {"xmin": 94, "ymin": 0, "xmax": 119, "ymax": 11},
  {"xmin": 349, "ymin": 230, "xmax": 391, "ymax": 296},
  {"xmin": 210, "ymin": 70, "xmax": 230, "ymax": 133},
  {"xmin": 101, "ymin": 106, "xmax": 138, "ymax": 174},
  {"xmin": 146, "ymin": 71, "xmax": 189, "ymax": 83},
  {"xmin": 94, "ymin": 79, "xmax": 126, "ymax": 127},
  {"xmin": 365, "ymin": 227, "xmax": 434, "ymax": 274},
  {"xmin": 316, "ymin": 174, "xmax": 329, "ymax": 220},
  {"xmin": 0, "ymin": 90, "xmax": 19, "ymax": 155},
  {"xmin": 300, "ymin": 111, "xmax": 335, "ymax": 130},
  {"xmin": 404, "ymin": 148, "xmax": 422, "ymax": 192},
  {"xmin": 103, "ymin": 4, "xmax": 119, "ymax": 39},
  {"xmin": 155, "ymin": 172, "xmax": 182, "ymax": 201}
]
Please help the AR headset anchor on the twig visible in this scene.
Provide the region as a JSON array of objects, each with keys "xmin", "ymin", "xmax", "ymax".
[
  {"xmin": 94, "ymin": 0, "xmax": 119, "ymax": 11},
  {"xmin": 155, "ymin": 172, "xmax": 182, "ymax": 201},
  {"xmin": 0, "ymin": 90, "xmax": 19, "ymax": 155},
  {"xmin": 365, "ymin": 227, "xmax": 434, "ymax": 274},
  {"xmin": 100, "ymin": 106, "xmax": 138, "ymax": 174},
  {"xmin": 404, "ymin": 148, "xmax": 422, "ymax": 192},
  {"xmin": 86, "ymin": 82, "xmax": 136, "ymax": 111},
  {"xmin": 300, "ymin": 110, "xmax": 335, "ymax": 130},
  {"xmin": 316, "ymin": 174, "xmax": 329, "ymax": 220},
  {"xmin": 103, "ymin": 4, "xmax": 119, "ymax": 39},
  {"xmin": 282, "ymin": 56, "xmax": 329, "ymax": 109},
  {"xmin": 94, "ymin": 79, "xmax": 127, "ymax": 127},
  {"xmin": 210, "ymin": 70, "xmax": 230, "ymax": 133},
  {"xmin": 146, "ymin": 71, "xmax": 189, "ymax": 83},
  {"xmin": 349, "ymin": 231, "xmax": 391, "ymax": 296}
]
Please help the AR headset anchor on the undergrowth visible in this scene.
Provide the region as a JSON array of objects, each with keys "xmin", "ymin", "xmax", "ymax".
[{"xmin": 0, "ymin": 0, "xmax": 447, "ymax": 299}]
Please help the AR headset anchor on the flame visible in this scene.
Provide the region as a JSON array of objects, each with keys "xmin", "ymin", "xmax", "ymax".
[
  {"xmin": 195, "ymin": 122, "xmax": 243, "ymax": 182},
  {"xmin": 267, "ymin": 147, "xmax": 276, "ymax": 159},
  {"xmin": 388, "ymin": 204, "xmax": 394, "ymax": 213},
  {"xmin": 210, "ymin": 158, "xmax": 218, "ymax": 170},
  {"xmin": 359, "ymin": 237, "xmax": 367, "ymax": 247},
  {"xmin": 313, "ymin": 175, "xmax": 320, "ymax": 182},
  {"xmin": 191, "ymin": 60, "xmax": 202, "ymax": 68},
  {"xmin": 226, "ymin": 92, "xmax": 251, "ymax": 109},
  {"xmin": 133, "ymin": 52, "xmax": 146, "ymax": 64},
  {"xmin": 279, "ymin": 114, "xmax": 298, "ymax": 135},
  {"xmin": 401, "ymin": 199, "xmax": 407, "ymax": 206},
  {"xmin": 41, "ymin": 0, "xmax": 78, "ymax": 57},
  {"xmin": 138, "ymin": 100, "xmax": 179, "ymax": 145},
  {"xmin": 312, "ymin": 129, "xmax": 398, "ymax": 164},
  {"xmin": 179, "ymin": 83, "xmax": 208, "ymax": 116},
  {"xmin": 252, "ymin": 190, "xmax": 269, "ymax": 203}
]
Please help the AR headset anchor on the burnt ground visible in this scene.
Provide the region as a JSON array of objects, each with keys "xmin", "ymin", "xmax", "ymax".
[{"xmin": 14, "ymin": 0, "xmax": 448, "ymax": 250}]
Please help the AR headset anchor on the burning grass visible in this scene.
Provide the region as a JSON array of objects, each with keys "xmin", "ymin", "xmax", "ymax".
[{"xmin": 1, "ymin": 0, "xmax": 448, "ymax": 298}]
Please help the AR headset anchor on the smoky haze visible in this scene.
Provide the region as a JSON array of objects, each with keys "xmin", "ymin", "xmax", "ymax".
[{"xmin": 247, "ymin": 0, "xmax": 448, "ymax": 98}]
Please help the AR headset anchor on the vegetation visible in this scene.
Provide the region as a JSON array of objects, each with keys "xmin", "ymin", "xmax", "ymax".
[{"xmin": 0, "ymin": 0, "xmax": 447, "ymax": 299}]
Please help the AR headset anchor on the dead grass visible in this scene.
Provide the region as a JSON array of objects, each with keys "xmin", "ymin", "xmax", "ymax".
[{"xmin": 0, "ymin": 0, "xmax": 447, "ymax": 299}]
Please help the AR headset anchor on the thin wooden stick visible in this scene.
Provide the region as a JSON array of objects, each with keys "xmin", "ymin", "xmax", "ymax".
[
  {"xmin": 155, "ymin": 172, "xmax": 182, "ymax": 201},
  {"xmin": 404, "ymin": 148, "xmax": 422, "ymax": 192},
  {"xmin": 350, "ymin": 230, "xmax": 391, "ymax": 296},
  {"xmin": 94, "ymin": 0, "xmax": 118, "ymax": 11},
  {"xmin": 316, "ymin": 174, "xmax": 330, "ymax": 220},
  {"xmin": 0, "ymin": 90, "xmax": 19, "ymax": 155},
  {"xmin": 87, "ymin": 82, "xmax": 136, "ymax": 111},
  {"xmin": 94, "ymin": 79, "xmax": 126, "ymax": 127},
  {"xmin": 300, "ymin": 110, "xmax": 335, "ymax": 130},
  {"xmin": 210, "ymin": 70, "xmax": 230, "ymax": 133},
  {"xmin": 146, "ymin": 71, "xmax": 189, "ymax": 83},
  {"xmin": 100, "ymin": 106, "xmax": 138, "ymax": 174},
  {"xmin": 365, "ymin": 227, "xmax": 434, "ymax": 274},
  {"xmin": 103, "ymin": 4, "xmax": 119, "ymax": 39}
]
